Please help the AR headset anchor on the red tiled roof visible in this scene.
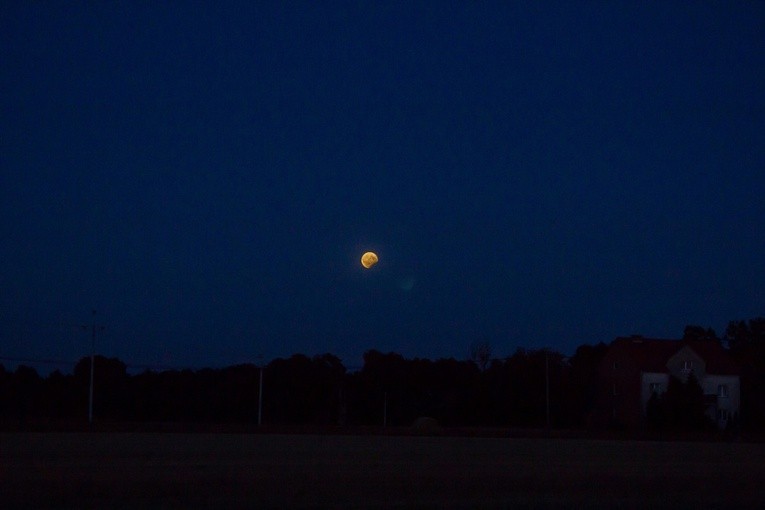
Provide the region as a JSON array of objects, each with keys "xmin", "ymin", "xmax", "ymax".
[
  {"xmin": 609, "ymin": 336, "xmax": 739, "ymax": 375},
  {"xmin": 610, "ymin": 337, "xmax": 679, "ymax": 372},
  {"xmin": 683, "ymin": 339, "xmax": 740, "ymax": 375}
]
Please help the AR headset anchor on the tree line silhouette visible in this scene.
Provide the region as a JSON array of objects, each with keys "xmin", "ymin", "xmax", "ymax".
[{"xmin": 2, "ymin": 318, "xmax": 763, "ymax": 433}]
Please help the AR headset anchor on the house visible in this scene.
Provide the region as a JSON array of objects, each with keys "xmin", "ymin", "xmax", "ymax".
[{"xmin": 595, "ymin": 336, "xmax": 740, "ymax": 429}]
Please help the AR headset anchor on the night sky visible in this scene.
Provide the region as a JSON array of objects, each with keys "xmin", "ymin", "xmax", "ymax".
[{"xmin": 2, "ymin": 2, "xmax": 763, "ymax": 372}]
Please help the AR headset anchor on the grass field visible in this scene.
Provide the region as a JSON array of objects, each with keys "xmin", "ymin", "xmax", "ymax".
[{"xmin": 2, "ymin": 432, "xmax": 764, "ymax": 508}]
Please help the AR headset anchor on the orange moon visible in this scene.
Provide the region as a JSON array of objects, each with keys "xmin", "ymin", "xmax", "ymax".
[{"xmin": 360, "ymin": 251, "xmax": 379, "ymax": 269}]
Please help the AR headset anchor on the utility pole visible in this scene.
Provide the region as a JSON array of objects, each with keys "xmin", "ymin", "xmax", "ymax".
[
  {"xmin": 64, "ymin": 313, "xmax": 104, "ymax": 426},
  {"xmin": 383, "ymin": 391, "xmax": 388, "ymax": 427},
  {"xmin": 255, "ymin": 355, "xmax": 264, "ymax": 426},
  {"xmin": 87, "ymin": 310, "xmax": 104, "ymax": 427},
  {"xmin": 258, "ymin": 364, "xmax": 264, "ymax": 426},
  {"xmin": 545, "ymin": 349, "xmax": 550, "ymax": 429}
]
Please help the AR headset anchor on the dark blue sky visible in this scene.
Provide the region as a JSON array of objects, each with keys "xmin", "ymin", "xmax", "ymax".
[{"xmin": 2, "ymin": 2, "xmax": 763, "ymax": 372}]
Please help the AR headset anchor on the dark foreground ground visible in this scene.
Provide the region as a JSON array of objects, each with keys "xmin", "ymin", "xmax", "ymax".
[{"xmin": 2, "ymin": 432, "xmax": 764, "ymax": 509}]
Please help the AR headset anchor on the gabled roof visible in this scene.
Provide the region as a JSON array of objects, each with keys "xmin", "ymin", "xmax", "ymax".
[{"xmin": 608, "ymin": 336, "xmax": 739, "ymax": 375}]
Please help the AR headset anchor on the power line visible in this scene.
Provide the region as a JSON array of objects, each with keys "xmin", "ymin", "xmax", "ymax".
[
  {"xmin": 0, "ymin": 354, "xmax": 269, "ymax": 373},
  {"xmin": 0, "ymin": 356, "xmax": 75, "ymax": 367}
]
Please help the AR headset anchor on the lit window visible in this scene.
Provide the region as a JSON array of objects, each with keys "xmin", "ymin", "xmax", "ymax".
[
  {"xmin": 718, "ymin": 384, "xmax": 729, "ymax": 398},
  {"xmin": 682, "ymin": 360, "xmax": 693, "ymax": 373}
]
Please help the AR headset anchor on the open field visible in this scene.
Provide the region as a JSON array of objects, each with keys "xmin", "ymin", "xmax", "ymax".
[{"xmin": 2, "ymin": 433, "xmax": 764, "ymax": 508}]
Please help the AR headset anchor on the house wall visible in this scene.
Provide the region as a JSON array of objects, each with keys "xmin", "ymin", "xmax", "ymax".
[
  {"xmin": 666, "ymin": 346, "xmax": 706, "ymax": 381},
  {"xmin": 640, "ymin": 371, "xmax": 740, "ymax": 429},
  {"xmin": 596, "ymin": 339, "xmax": 741, "ymax": 430},
  {"xmin": 702, "ymin": 374, "xmax": 740, "ymax": 428}
]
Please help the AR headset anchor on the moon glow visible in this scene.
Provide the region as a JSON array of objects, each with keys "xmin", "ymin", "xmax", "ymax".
[{"xmin": 360, "ymin": 251, "xmax": 379, "ymax": 269}]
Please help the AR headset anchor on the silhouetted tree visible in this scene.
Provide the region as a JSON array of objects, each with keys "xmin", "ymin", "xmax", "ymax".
[
  {"xmin": 218, "ymin": 364, "xmax": 260, "ymax": 422},
  {"xmin": 683, "ymin": 325, "xmax": 720, "ymax": 344},
  {"xmin": 428, "ymin": 357, "xmax": 480, "ymax": 426},
  {"xmin": 478, "ymin": 348, "xmax": 566, "ymax": 428},
  {"xmin": 129, "ymin": 369, "xmax": 162, "ymax": 421},
  {"xmin": 44, "ymin": 370, "xmax": 77, "ymax": 422},
  {"xmin": 469, "ymin": 339, "xmax": 492, "ymax": 372},
  {"xmin": 10, "ymin": 366, "xmax": 43, "ymax": 424},
  {"xmin": 646, "ymin": 391, "xmax": 666, "ymax": 430},
  {"xmin": 73, "ymin": 356, "xmax": 129, "ymax": 421},
  {"xmin": 0, "ymin": 365, "xmax": 11, "ymax": 424},
  {"xmin": 263, "ymin": 354, "xmax": 346, "ymax": 425},
  {"xmin": 562, "ymin": 342, "xmax": 609, "ymax": 427},
  {"xmin": 346, "ymin": 351, "xmax": 481, "ymax": 427},
  {"xmin": 4, "ymin": 317, "xmax": 759, "ymax": 433},
  {"xmin": 725, "ymin": 318, "xmax": 765, "ymax": 355},
  {"xmin": 351, "ymin": 350, "xmax": 409, "ymax": 425},
  {"xmin": 312, "ymin": 353, "xmax": 346, "ymax": 424},
  {"xmin": 725, "ymin": 317, "xmax": 765, "ymax": 430},
  {"xmin": 659, "ymin": 372, "xmax": 711, "ymax": 432}
]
